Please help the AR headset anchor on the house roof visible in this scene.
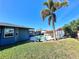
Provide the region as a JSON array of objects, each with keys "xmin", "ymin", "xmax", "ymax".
[
  {"xmin": 0, "ymin": 22, "xmax": 34, "ymax": 29},
  {"xmin": 57, "ymin": 28, "xmax": 63, "ymax": 31},
  {"xmin": 45, "ymin": 30, "xmax": 53, "ymax": 34}
]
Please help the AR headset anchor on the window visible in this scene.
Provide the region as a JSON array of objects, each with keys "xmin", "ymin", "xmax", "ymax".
[{"xmin": 4, "ymin": 28, "xmax": 14, "ymax": 38}]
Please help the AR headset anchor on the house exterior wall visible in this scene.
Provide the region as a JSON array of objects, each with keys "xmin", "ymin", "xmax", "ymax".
[
  {"xmin": 0, "ymin": 27, "xmax": 2, "ymax": 45},
  {"xmin": 0, "ymin": 27, "xmax": 16, "ymax": 45},
  {"xmin": 0, "ymin": 27, "xmax": 30, "ymax": 46},
  {"xmin": 77, "ymin": 31, "xmax": 79, "ymax": 39},
  {"xmin": 17, "ymin": 28, "xmax": 30, "ymax": 41},
  {"xmin": 56, "ymin": 30, "xmax": 64, "ymax": 39}
]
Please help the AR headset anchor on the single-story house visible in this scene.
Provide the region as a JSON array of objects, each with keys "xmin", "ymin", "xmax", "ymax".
[
  {"xmin": 42, "ymin": 28, "xmax": 64, "ymax": 39},
  {"xmin": 0, "ymin": 22, "xmax": 34, "ymax": 46},
  {"xmin": 35, "ymin": 30, "xmax": 42, "ymax": 35},
  {"xmin": 29, "ymin": 29, "xmax": 35, "ymax": 36},
  {"xmin": 56, "ymin": 28, "xmax": 64, "ymax": 39}
]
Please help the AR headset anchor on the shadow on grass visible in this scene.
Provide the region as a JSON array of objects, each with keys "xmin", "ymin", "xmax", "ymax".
[{"xmin": 0, "ymin": 40, "xmax": 31, "ymax": 51}]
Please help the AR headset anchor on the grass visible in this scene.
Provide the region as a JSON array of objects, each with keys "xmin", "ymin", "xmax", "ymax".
[{"xmin": 0, "ymin": 38, "xmax": 79, "ymax": 59}]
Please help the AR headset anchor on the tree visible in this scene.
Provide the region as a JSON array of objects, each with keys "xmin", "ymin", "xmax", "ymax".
[
  {"xmin": 63, "ymin": 24, "xmax": 72, "ymax": 37},
  {"xmin": 63, "ymin": 19, "xmax": 79, "ymax": 38},
  {"xmin": 41, "ymin": 0, "xmax": 68, "ymax": 40}
]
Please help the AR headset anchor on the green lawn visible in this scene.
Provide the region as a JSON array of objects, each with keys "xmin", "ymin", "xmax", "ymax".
[{"xmin": 0, "ymin": 38, "xmax": 79, "ymax": 59}]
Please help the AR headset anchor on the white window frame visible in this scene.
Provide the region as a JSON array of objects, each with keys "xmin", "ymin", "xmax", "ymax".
[{"xmin": 4, "ymin": 27, "xmax": 14, "ymax": 38}]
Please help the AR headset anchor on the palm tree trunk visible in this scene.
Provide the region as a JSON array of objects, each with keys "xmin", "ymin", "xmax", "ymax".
[{"xmin": 53, "ymin": 22, "xmax": 56, "ymax": 40}]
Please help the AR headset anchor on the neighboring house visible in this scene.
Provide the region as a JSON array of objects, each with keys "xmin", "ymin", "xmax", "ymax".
[
  {"xmin": 77, "ymin": 26, "xmax": 79, "ymax": 39},
  {"xmin": 29, "ymin": 29, "xmax": 35, "ymax": 36},
  {"xmin": 35, "ymin": 30, "xmax": 42, "ymax": 35},
  {"xmin": 77, "ymin": 31, "xmax": 79, "ymax": 39},
  {"xmin": 44, "ymin": 30, "xmax": 53, "ymax": 36},
  {"xmin": 0, "ymin": 22, "xmax": 33, "ymax": 46},
  {"xmin": 42, "ymin": 28, "xmax": 64, "ymax": 39},
  {"xmin": 56, "ymin": 28, "xmax": 64, "ymax": 39}
]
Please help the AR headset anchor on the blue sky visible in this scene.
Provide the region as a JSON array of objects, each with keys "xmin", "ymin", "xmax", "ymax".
[{"xmin": 0, "ymin": 0, "xmax": 79, "ymax": 30}]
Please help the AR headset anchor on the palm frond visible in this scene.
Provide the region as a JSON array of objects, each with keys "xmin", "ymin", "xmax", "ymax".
[
  {"xmin": 54, "ymin": 1, "xmax": 68, "ymax": 9},
  {"xmin": 41, "ymin": 9, "xmax": 50, "ymax": 21},
  {"xmin": 43, "ymin": 2, "xmax": 48, "ymax": 7},
  {"xmin": 52, "ymin": 13, "xmax": 56, "ymax": 23},
  {"xmin": 48, "ymin": 16, "xmax": 52, "ymax": 26},
  {"xmin": 48, "ymin": 0, "xmax": 54, "ymax": 9},
  {"xmin": 61, "ymin": 2, "xmax": 68, "ymax": 6},
  {"xmin": 54, "ymin": 2, "xmax": 62, "ymax": 9},
  {"xmin": 51, "ymin": 6, "xmax": 57, "ymax": 12}
]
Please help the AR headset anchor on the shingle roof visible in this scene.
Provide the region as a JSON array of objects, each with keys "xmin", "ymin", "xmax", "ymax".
[{"xmin": 0, "ymin": 22, "xmax": 33, "ymax": 29}]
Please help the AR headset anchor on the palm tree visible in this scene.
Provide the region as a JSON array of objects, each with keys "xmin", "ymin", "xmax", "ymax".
[{"xmin": 41, "ymin": 0, "xmax": 68, "ymax": 40}]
